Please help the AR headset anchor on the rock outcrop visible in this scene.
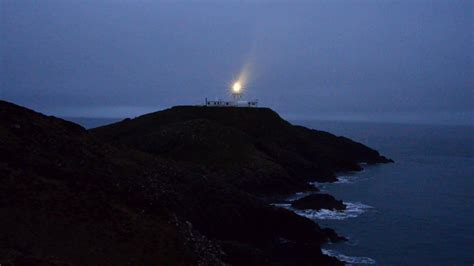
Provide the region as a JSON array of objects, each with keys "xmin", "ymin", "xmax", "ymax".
[{"xmin": 292, "ymin": 194, "xmax": 346, "ymax": 211}]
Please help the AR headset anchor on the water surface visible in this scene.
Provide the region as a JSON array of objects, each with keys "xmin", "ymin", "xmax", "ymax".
[{"xmin": 293, "ymin": 120, "xmax": 474, "ymax": 265}]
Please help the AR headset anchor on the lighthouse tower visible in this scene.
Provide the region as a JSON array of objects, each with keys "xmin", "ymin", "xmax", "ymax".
[{"xmin": 231, "ymin": 82, "xmax": 243, "ymax": 103}]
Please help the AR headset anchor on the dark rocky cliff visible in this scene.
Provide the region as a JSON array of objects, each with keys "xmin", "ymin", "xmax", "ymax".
[
  {"xmin": 0, "ymin": 101, "xmax": 224, "ymax": 265},
  {"xmin": 0, "ymin": 101, "xmax": 358, "ymax": 265},
  {"xmin": 92, "ymin": 106, "xmax": 392, "ymax": 196}
]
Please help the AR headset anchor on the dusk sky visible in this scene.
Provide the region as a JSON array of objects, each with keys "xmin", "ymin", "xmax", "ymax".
[{"xmin": 2, "ymin": 0, "xmax": 473, "ymax": 125}]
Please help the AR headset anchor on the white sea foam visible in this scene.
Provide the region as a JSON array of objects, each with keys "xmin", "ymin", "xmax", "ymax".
[
  {"xmin": 310, "ymin": 176, "xmax": 363, "ymax": 188},
  {"xmin": 277, "ymin": 202, "xmax": 373, "ymax": 220},
  {"xmin": 271, "ymin": 203, "xmax": 291, "ymax": 208},
  {"xmin": 322, "ymin": 249, "xmax": 376, "ymax": 265},
  {"xmin": 335, "ymin": 176, "xmax": 353, "ymax": 184}
]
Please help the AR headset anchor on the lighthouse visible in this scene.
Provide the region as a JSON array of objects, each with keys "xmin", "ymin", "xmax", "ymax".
[
  {"xmin": 231, "ymin": 81, "xmax": 243, "ymax": 101},
  {"xmin": 204, "ymin": 81, "xmax": 258, "ymax": 107}
]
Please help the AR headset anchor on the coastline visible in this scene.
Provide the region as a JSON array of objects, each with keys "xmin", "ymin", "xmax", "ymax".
[
  {"xmin": 272, "ymin": 167, "xmax": 380, "ymax": 265},
  {"xmin": 1, "ymin": 101, "xmax": 392, "ymax": 265},
  {"xmin": 88, "ymin": 106, "xmax": 394, "ymax": 265}
]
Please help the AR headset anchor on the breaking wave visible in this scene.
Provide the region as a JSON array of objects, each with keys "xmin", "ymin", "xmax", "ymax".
[
  {"xmin": 310, "ymin": 176, "xmax": 365, "ymax": 189},
  {"xmin": 335, "ymin": 176, "xmax": 353, "ymax": 184},
  {"xmin": 272, "ymin": 203, "xmax": 291, "ymax": 208},
  {"xmin": 297, "ymin": 202, "xmax": 373, "ymax": 220},
  {"xmin": 322, "ymin": 249, "xmax": 376, "ymax": 265},
  {"xmin": 274, "ymin": 202, "xmax": 373, "ymax": 220},
  {"xmin": 334, "ymin": 175, "xmax": 370, "ymax": 184}
]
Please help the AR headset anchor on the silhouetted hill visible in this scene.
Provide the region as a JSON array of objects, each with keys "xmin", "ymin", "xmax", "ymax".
[
  {"xmin": 0, "ymin": 100, "xmax": 225, "ymax": 265},
  {"xmin": 0, "ymin": 101, "xmax": 347, "ymax": 265},
  {"xmin": 92, "ymin": 106, "xmax": 392, "ymax": 195}
]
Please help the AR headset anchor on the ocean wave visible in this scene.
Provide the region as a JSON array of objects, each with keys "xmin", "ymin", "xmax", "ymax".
[
  {"xmin": 271, "ymin": 203, "xmax": 291, "ymax": 208},
  {"xmin": 322, "ymin": 249, "xmax": 376, "ymax": 265},
  {"xmin": 309, "ymin": 176, "xmax": 359, "ymax": 188},
  {"xmin": 276, "ymin": 202, "xmax": 373, "ymax": 220},
  {"xmin": 335, "ymin": 176, "xmax": 353, "ymax": 184},
  {"xmin": 336, "ymin": 175, "xmax": 372, "ymax": 184},
  {"xmin": 314, "ymin": 175, "xmax": 370, "ymax": 186}
]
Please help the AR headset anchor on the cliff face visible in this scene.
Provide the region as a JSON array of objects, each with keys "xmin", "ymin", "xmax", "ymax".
[
  {"xmin": 92, "ymin": 106, "xmax": 392, "ymax": 195},
  {"xmin": 0, "ymin": 101, "xmax": 224, "ymax": 265},
  {"xmin": 0, "ymin": 101, "xmax": 350, "ymax": 265}
]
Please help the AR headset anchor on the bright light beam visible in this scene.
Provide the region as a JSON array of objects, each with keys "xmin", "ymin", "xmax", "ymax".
[{"xmin": 232, "ymin": 82, "xmax": 242, "ymax": 93}]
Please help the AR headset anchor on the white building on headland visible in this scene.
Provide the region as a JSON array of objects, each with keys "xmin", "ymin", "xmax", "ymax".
[
  {"xmin": 205, "ymin": 99, "xmax": 258, "ymax": 108},
  {"xmin": 204, "ymin": 81, "xmax": 258, "ymax": 108}
]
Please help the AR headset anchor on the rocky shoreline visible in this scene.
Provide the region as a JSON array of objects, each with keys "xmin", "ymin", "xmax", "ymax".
[
  {"xmin": 292, "ymin": 194, "xmax": 346, "ymax": 211},
  {"xmin": 0, "ymin": 101, "xmax": 392, "ymax": 265}
]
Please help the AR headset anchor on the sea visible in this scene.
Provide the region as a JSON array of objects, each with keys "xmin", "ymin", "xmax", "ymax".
[
  {"xmin": 69, "ymin": 117, "xmax": 474, "ymax": 266},
  {"xmin": 293, "ymin": 120, "xmax": 474, "ymax": 266}
]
